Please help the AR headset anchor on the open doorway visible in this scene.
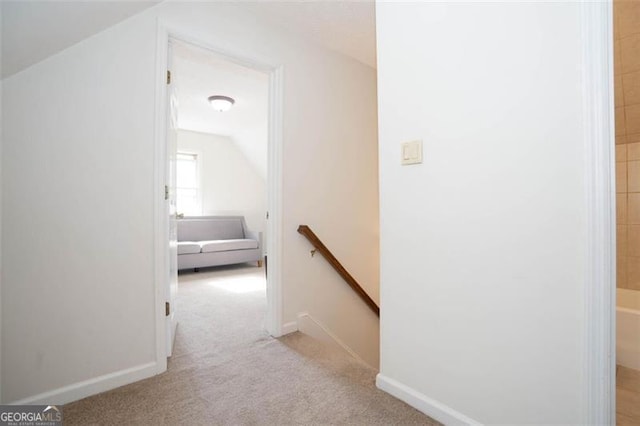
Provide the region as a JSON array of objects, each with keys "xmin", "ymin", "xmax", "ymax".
[
  {"xmin": 171, "ymin": 38, "xmax": 269, "ymax": 355},
  {"xmin": 155, "ymin": 32, "xmax": 283, "ymax": 366}
]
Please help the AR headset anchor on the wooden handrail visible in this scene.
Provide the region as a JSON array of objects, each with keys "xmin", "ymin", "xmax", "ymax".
[{"xmin": 297, "ymin": 225, "xmax": 380, "ymax": 317}]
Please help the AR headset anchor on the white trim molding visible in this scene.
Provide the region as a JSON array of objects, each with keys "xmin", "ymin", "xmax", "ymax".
[
  {"xmin": 580, "ymin": 1, "xmax": 616, "ymax": 424},
  {"xmin": 265, "ymin": 65, "xmax": 285, "ymax": 337},
  {"xmin": 376, "ymin": 374, "xmax": 482, "ymax": 426},
  {"xmin": 280, "ymin": 321, "xmax": 299, "ymax": 336},
  {"xmin": 10, "ymin": 362, "xmax": 159, "ymax": 406},
  {"xmin": 296, "ymin": 312, "xmax": 367, "ymax": 366},
  {"xmin": 153, "ymin": 17, "xmax": 171, "ymax": 377}
]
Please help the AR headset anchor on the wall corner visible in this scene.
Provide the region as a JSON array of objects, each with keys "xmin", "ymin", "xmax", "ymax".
[{"xmin": 580, "ymin": 0, "xmax": 616, "ymax": 423}]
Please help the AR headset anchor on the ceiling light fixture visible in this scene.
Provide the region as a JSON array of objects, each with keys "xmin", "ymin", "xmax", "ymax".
[{"xmin": 208, "ymin": 95, "xmax": 235, "ymax": 112}]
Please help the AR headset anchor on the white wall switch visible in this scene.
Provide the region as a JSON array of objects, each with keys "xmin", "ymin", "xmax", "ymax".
[{"xmin": 401, "ymin": 140, "xmax": 422, "ymax": 165}]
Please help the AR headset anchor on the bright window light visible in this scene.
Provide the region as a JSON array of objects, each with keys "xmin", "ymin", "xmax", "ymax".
[
  {"xmin": 176, "ymin": 152, "xmax": 201, "ymax": 215},
  {"xmin": 208, "ymin": 276, "xmax": 266, "ymax": 294}
]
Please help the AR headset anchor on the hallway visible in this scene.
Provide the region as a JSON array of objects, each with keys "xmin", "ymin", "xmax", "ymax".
[{"xmin": 63, "ymin": 265, "xmax": 436, "ymax": 425}]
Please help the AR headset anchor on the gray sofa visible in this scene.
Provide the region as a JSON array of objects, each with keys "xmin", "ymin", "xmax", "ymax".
[{"xmin": 177, "ymin": 216, "xmax": 262, "ymax": 271}]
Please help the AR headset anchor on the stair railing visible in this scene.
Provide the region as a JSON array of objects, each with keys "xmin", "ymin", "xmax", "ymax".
[{"xmin": 297, "ymin": 225, "xmax": 380, "ymax": 317}]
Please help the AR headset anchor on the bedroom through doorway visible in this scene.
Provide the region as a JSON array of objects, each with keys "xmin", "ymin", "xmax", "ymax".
[{"xmin": 167, "ymin": 38, "xmax": 271, "ymax": 361}]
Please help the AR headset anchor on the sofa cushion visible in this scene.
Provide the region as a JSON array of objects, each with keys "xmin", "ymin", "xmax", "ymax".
[
  {"xmin": 178, "ymin": 218, "xmax": 245, "ymax": 242},
  {"xmin": 177, "ymin": 242, "xmax": 202, "ymax": 255},
  {"xmin": 200, "ymin": 239, "xmax": 259, "ymax": 253}
]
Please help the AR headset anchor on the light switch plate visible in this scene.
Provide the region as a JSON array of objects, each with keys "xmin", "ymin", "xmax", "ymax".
[{"xmin": 401, "ymin": 140, "xmax": 422, "ymax": 165}]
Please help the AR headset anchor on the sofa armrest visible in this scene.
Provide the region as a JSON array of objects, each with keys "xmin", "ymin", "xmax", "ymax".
[{"xmin": 246, "ymin": 230, "xmax": 263, "ymax": 253}]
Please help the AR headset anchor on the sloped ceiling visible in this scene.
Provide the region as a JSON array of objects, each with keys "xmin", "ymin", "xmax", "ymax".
[
  {"xmin": 238, "ymin": 0, "xmax": 376, "ymax": 68},
  {"xmin": 173, "ymin": 40, "xmax": 269, "ymax": 180},
  {"xmin": 0, "ymin": 1, "xmax": 376, "ymax": 80},
  {"xmin": 1, "ymin": 0, "xmax": 161, "ymax": 79},
  {"xmin": 1, "ymin": 1, "xmax": 376, "ymax": 178}
]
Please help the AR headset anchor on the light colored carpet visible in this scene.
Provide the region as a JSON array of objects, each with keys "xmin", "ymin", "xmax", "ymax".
[{"xmin": 63, "ymin": 264, "xmax": 439, "ymax": 425}]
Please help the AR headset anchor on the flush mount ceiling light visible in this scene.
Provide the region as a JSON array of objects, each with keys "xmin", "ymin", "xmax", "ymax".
[{"xmin": 207, "ymin": 95, "xmax": 235, "ymax": 112}]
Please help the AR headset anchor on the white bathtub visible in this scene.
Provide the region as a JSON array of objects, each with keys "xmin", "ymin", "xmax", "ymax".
[{"xmin": 617, "ymin": 288, "xmax": 640, "ymax": 371}]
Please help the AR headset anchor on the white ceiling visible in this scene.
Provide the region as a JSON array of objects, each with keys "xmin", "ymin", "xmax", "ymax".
[
  {"xmin": 239, "ymin": 0, "xmax": 376, "ymax": 68},
  {"xmin": 0, "ymin": 1, "xmax": 162, "ymax": 79},
  {"xmin": 0, "ymin": 1, "xmax": 376, "ymax": 80},
  {"xmin": 1, "ymin": 1, "xmax": 376, "ymax": 176},
  {"xmin": 173, "ymin": 41, "xmax": 269, "ymax": 139},
  {"xmin": 173, "ymin": 40, "xmax": 269, "ymax": 180}
]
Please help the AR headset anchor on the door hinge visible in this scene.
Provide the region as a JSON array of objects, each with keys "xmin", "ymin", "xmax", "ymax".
[
  {"xmin": 266, "ymin": 211, "xmax": 269, "ymax": 220},
  {"xmin": 164, "ymin": 185, "xmax": 169, "ymax": 200},
  {"xmin": 165, "ymin": 302, "xmax": 170, "ymax": 316},
  {"xmin": 167, "ymin": 70, "xmax": 171, "ymax": 85}
]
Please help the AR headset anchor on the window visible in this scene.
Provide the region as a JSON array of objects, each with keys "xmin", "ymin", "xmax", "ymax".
[{"xmin": 176, "ymin": 152, "xmax": 200, "ymax": 215}]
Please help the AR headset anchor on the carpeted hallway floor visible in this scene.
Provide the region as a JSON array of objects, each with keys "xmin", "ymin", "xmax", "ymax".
[{"xmin": 63, "ymin": 264, "xmax": 439, "ymax": 425}]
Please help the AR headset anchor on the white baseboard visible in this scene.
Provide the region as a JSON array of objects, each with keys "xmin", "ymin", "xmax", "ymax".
[
  {"xmin": 376, "ymin": 374, "xmax": 482, "ymax": 426},
  {"xmin": 296, "ymin": 312, "xmax": 368, "ymax": 366},
  {"xmin": 280, "ymin": 320, "xmax": 298, "ymax": 335},
  {"xmin": 10, "ymin": 361, "xmax": 161, "ymax": 405}
]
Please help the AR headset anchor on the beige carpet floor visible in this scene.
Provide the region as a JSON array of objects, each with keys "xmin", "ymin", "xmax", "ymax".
[{"xmin": 63, "ymin": 264, "xmax": 439, "ymax": 425}]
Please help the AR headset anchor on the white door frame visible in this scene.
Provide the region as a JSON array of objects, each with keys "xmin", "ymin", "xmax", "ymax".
[
  {"xmin": 152, "ymin": 22, "xmax": 285, "ymax": 372},
  {"xmin": 581, "ymin": 1, "xmax": 616, "ymax": 424}
]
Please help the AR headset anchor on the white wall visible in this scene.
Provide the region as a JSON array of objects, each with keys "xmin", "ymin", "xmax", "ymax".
[
  {"xmin": 285, "ymin": 59, "xmax": 380, "ymax": 367},
  {"xmin": 177, "ymin": 130, "xmax": 267, "ymax": 243},
  {"xmin": 1, "ymin": 1, "xmax": 378, "ymax": 402},
  {"xmin": 2, "ymin": 12, "xmax": 158, "ymax": 403},
  {"xmin": 376, "ymin": 2, "xmax": 586, "ymax": 424}
]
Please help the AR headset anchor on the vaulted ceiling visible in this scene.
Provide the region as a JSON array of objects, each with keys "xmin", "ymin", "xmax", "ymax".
[
  {"xmin": 0, "ymin": 1, "xmax": 162, "ymax": 79},
  {"xmin": 172, "ymin": 40, "xmax": 269, "ymax": 180},
  {"xmin": 1, "ymin": 0, "xmax": 376, "ymax": 79},
  {"xmin": 237, "ymin": 1, "xmax": 376, "ymax": 68},
  {"xmin": 1, "ymin": 0, "xmax": 376, "ymax": 180}
]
